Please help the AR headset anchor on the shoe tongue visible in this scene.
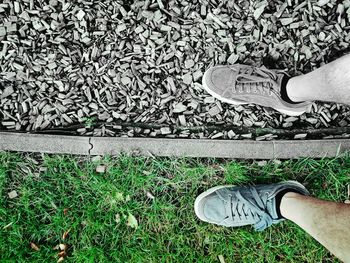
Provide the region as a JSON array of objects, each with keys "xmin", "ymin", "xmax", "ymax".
[{"xmin": 203, "ymin": 194, "xmax": 227, "ymax": 222}]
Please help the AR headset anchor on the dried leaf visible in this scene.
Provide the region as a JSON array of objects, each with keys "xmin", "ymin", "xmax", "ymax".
[
  {"xmin": 62, "ymin": 229, "xmax": 70, "ymax": 240},
  {"xmin": 126, "ymin": 213, "xmax": 138, "ymax": 229},
  {"xmin": 30, "ymin": 242, "xmax": 40, "ymax": 251},
  {"xmin": 96, "ymin": 165, "xmax": 106, "ymax": 174},
  {"xmin": 57, "ymin": 251, "xmax": 66, "ymax": 257},
  {"xmin": 8, "ymin": 190, "xmax": 18, "ymax": 199},
  {"xmin": 115, "ymin": 214, "xmax": 121, "ymax": 223},
  {"xmin": 58, "ymin": 244, "xmax": 66, "ymax": 250},
  {"xmin": 218, "ymin": 255, "xmax": 226, "ymax": 263},
  {"xmin": 146, "ymin": 192, "xmax": 155, "ymax": 199}
]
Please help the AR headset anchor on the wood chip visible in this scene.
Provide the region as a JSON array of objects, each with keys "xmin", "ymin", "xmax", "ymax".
[
  {"xmin": 173, "ymin": 103, "xmax": 187, "ymax": 113},
  {"xmin": 227, "ymin": 53, "xmax": 239, "ymax": 64},
  {"xmin": 254, "ymin": 3, "xmax": 267, "ymax": 20},
  {"xmin": 208, "ymin": 105, "xmax": 221, "ymax": 116},
  {"xmin": 76, "ymin": 10, "xmax": 86, "ymax": 20},
  {"xmin": 1, "ymin": 86, "xmax": 14, "ymax": 98},
  {"xmin": 317, "ymin": 0, "xmax": 329, "ymax": 7},
  {"xmin": 280, "ymin": 18, "xmax": 294, "ymax": 25},
  {"xmin": 182, "ymin": 73, "xmax": 192, "ymax": 85},
  {"xmin": 0, "ymin": 0, "xmax": 347, "ymax": 141},
  {"xmin": 160, "ymin": 127, "xmax": 171, "ymax": 135},
  {"xmin": 185, "ymin": 59, "xmax": 194, "ymax": 69},
  {"xmin": 294, "ymin": 133, "xmax": 307, "ymax": 139},
  {"xmin": 0, "ymin": 26, "xmax": 6, "ymax": 36}
]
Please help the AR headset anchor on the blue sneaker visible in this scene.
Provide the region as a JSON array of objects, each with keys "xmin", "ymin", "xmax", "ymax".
[{"xmin": 194, "ymin": 181, "xmax": 309, "ymax": 231}]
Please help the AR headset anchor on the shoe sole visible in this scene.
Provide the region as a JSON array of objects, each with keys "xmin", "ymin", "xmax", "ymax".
[
  {"xmin": 202, "ymin": 69, "xmax": 306, "ymax": 117},
  {"xmin": 194, "ymin": 180, "xmax": 308, "ymax": 223}
]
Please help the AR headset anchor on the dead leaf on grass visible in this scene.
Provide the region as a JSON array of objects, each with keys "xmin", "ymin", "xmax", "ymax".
[
  {"xmin": 63, "ymin": 208, "xmax": 68, "ymax": 216},
  {"xmin": 96, "ymin": 165, "xmax": 106, "ymax": 174},
  {"xmin": 218, "ymin": 255, "xmax": 226, "ymax": 263},
  {"xmin": 58, "ymin": 244, "xmax": 66, "ymax": 250},
  {"xmin": 8, "ymin": 190, "xmax": 18, "ymax": 199},
  {"xmin": 322, "ymin": 182, "xmax": 328, "ymax": 189},
  {"xmin": 115, "ymin": 214, "xmax": 121, "ymax": 223},
  {"xmin": 146, "ymin": 191, "xmax": 155, "ymax": 200},
  {"xmin": 30, "ymin": 242, "xmax": 40, "ymax": 251},
  {"xmin": 115, "ymin": 192, "xmax": 124, "ymax": 201},
  {"xmin": 62, "ymin": 229, "xmax": 71, "ymax": 240},
  {"xmin": 57, "ymin": 251, "xmax": 67, "ymax": 257},
  {"xmin": 126, "ymin": 213, "xmax": 138, "ymax": 229}
]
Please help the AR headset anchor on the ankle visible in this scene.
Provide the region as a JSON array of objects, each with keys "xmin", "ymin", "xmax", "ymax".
[
  {"xmin": 280, "ymin": 192, "xmax": 303, "ymax": 219},
  {"xmin": 285, "ymin": 77, "xmax": 306, "ymax": 103}
]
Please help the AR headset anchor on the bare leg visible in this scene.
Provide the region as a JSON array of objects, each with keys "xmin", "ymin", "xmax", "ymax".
[
  {"xmin": 281, "ymin": 192, "xmax": 350, "ymax": 262},
  {"xmin": 287, "ymin": 54, "xmax": 350, "ymax": 104}
]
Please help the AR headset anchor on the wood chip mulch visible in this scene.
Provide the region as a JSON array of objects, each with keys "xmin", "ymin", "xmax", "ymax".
[{"xmin": 1, "ymin": 0, "xmax": 350, "ymax": 140}]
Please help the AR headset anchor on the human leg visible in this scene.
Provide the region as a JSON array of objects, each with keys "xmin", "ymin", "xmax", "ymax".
[
  {"xmin": 287, "ymin": 53, "xmax": 350, "ymax": 104},
  {"xmin": 281, "ymin": 192, "xmax": 350, "ymax": 262},
  {"xmin": 194, "ymin": 181, "xmax": 350, "ymax": 262},
  {"xmin": 202, "ymin": 54, "xmax": 350, "ymax": 116}
]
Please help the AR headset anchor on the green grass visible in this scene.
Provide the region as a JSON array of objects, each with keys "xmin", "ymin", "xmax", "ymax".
[{"xmin": 1, "ymin": 153, "xmax": 350, "ymax": 262}]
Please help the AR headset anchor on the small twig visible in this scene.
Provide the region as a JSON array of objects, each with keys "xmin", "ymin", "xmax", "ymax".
[{"xmin": 29, "ymin": 121, "xmax": 350, "ymax": 138}]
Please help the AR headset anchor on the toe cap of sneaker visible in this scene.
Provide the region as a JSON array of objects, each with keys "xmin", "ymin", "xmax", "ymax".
[
  {"xmin": 195, "ymin": 192, "xmax": 227, "ymax": 224},
  {"xmin": 202, "ymin": 66, "xmax": 235, "ymax": 96}
]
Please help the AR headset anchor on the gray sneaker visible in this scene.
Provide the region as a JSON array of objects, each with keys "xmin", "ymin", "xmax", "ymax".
[
  {"xmin": 194, "ymin": 181, "xmax": 309, "ymax": 231},
  {"xmin": 202, "ymin": 64, "xmax": 312, "ymax": 116}
]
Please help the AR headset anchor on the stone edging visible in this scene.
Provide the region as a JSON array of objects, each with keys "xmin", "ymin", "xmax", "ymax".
[{"xmin": 0, "ymin": 132, "xmax": 349, "ymax": 159}]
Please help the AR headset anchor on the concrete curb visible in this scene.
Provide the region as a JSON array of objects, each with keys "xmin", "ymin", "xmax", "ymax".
[
  {"xmin": 0, "ymin": 132, "xmax": 91, "ymax": 155},
  {"xmin": 0, "ymin": 132, "xmax": 349, "ymax": 159}
]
